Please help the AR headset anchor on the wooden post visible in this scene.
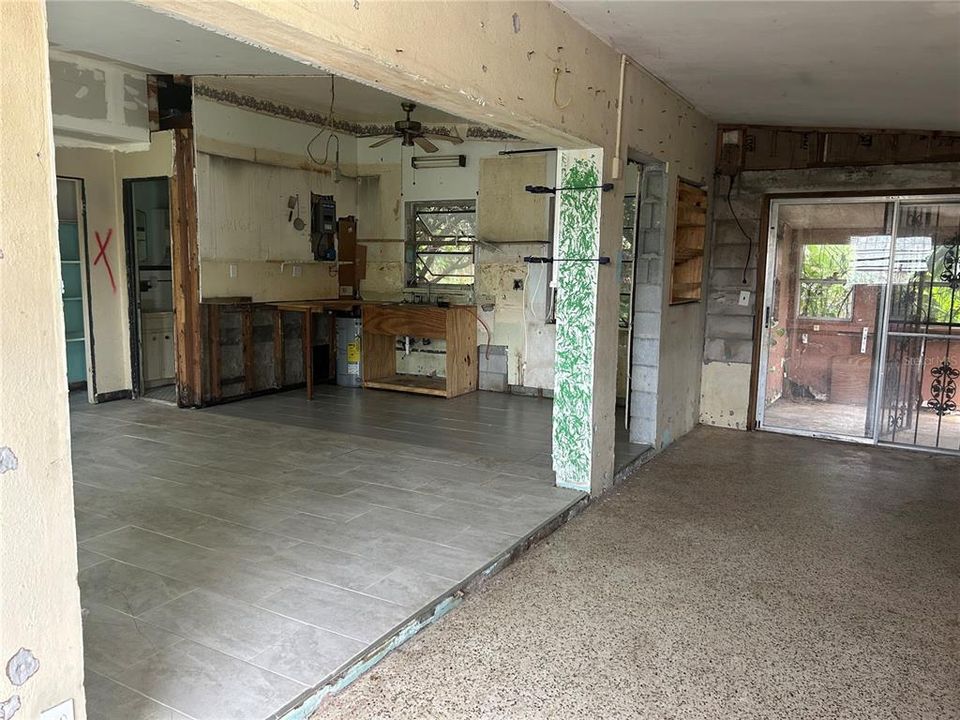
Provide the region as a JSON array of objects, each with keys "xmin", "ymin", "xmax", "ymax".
[
  {"xmin": 170, "ymin": 128, "xmax": 203, "ymax": 407},
  {"xmin": 303, "ymin": 309, "xmax": 313, "ymax": 400},
  {"xmin": 208, "ymin": 304, "xmax": 222, "ymax": 402},
  {"xmin": 274, "ymin": 308, "xmax": 284, "ymax": 388},
  {"xmin": 242, "ymin": 305, "xmax": 254, "ymax": 394}
]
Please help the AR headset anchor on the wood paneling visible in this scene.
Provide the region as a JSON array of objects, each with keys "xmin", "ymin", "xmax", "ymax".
[
  {"xmin": 670, "ymin": 181, "xmax": 707, "ymax": 304},
  {"xmin": 170, "ymin": 128, "xmax": 203, "ymax": 407},
  {"xmin": 362, "ymin": 304, "xmax": 448, "ymax": 338},
  {"xmin": 362, "ymin": 304, "xmax": 477, "ymax": 398},
  {"xmin": 718, "ymin": 125, "xmax": 960, "ymax": 175}
]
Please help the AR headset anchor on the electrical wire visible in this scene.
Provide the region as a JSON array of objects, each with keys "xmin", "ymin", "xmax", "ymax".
[
  {"xmin": 465, "ymin": 306, "xmax": 493, "ymax": 360},
  {"xmin": 726, "ymin": 172, "xmax": 754, "ymax": 285}
]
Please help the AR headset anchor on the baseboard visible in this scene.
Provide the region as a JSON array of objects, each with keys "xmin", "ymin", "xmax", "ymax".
[{"xmin": 94, "ymin": 389, "xmax": 132, "ymax": 403}]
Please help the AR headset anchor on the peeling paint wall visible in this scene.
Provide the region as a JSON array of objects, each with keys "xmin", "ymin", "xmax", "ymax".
[
  {"xmin": 49, "ymin": 49, "xmax": 149, "ymax": 148},
  {"xmin": 701, "ymin": 161, "xmax": 960, "ymax": 429},
  {"xmin": 1, "ymin": 2, "xmax": 87, "ymax": 717},
  {"xmin": 356, "ymin": 140, "xmax": 556, "ymax": 389}
]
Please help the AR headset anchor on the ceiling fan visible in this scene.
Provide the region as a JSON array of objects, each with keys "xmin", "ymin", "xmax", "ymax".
[{"xmin": 362, "ymin": 102, "xmax": 464, "ymax": 153}]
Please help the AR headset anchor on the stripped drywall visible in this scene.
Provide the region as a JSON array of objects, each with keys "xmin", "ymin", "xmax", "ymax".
[
  {"xmin": 49, "ymin": 49, "xmax": 149, "ymax": 148},
  {"xmin": 553, "ymin": 149, "xmax": 603, "ymax": 492},
  {"xmin": 193, "ymin": 96, "xmax": 355, "ymax": 302},
  {"xmin": 1, "ymin": 2, "xmax": 87, "ymax": 717}
]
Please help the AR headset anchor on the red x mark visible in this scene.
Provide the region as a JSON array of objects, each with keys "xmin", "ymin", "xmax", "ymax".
[{"xmin": 93, "ymin": 229, "xmax": 116, "ymax": 293}]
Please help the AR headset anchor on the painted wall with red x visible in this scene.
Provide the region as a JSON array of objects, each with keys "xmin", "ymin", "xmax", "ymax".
[{"xmin": 54, "ymin": 134, "xmax": 175, "ymax": 397}]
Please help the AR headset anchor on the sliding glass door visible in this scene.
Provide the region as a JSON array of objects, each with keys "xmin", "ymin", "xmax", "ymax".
[
  {"xmin": 877, "ymin": 201, "xmax": 960, "ymax": 451},
  {"xmin": 758, "ymin": 195, "xmax": 960, "ymax": 454}
]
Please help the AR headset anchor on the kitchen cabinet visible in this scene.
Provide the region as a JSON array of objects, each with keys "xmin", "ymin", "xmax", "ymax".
[{"xmin": 141, "ymin": 311, "xmax": 175, "ymax": 388}]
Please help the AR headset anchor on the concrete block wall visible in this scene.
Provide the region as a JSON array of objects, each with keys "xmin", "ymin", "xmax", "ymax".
[
  {"xmin": 700, "ymin": 162, "xmax": 960, "ymax": 430},
  {"xmin": 629, "ymin": 166, "xmax": 667, "ymax": 445}
]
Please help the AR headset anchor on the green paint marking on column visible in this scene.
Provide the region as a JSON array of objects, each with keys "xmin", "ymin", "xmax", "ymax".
[{"xmin": 552, "ymin": 149, "xmax": 602, "ymax": 493}]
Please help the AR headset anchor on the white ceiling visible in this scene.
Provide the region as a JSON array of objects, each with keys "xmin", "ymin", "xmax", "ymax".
[
  {"xmin": 45, "ymin": 0, "xmax": 464, "ymax": 124},
  {"xmin": 46, "ymin": 1, "xmax": 329, "ymax": 76},
  {"xmin": 557, "ymin": 1, "xmax": 960, "ymax": 131}
]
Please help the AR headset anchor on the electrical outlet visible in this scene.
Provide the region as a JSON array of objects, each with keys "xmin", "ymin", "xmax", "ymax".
[
  {"xmin": 801, "ymin": 333, "xmax": 809, "ymax": 344},
  {"xmin": 228, "ymin": 263, "xmax": 237, "ymax": 279},
  {"xmin": 41, "ymin": 699, "xmax": 75, "ymax": 720},
  {"xmin": 292, "ymin": 264, "xmax": 302, "ymax": 278},
  {"xmin": 738, "ymin": 290, "xmax": 750, "ymax": 306}
]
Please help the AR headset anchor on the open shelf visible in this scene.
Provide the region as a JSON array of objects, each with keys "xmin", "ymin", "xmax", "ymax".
[{"xmin": 670, "ymin": 181, "xmax": 708, "ymax": 305}]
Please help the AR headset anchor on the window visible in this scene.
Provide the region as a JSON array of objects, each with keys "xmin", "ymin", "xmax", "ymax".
[
  {"xmin": 405, "ymin": 200, "xmax": 476, "ymax": 289},
  {"xmin": 620, "ymin": 193, "xmax": 637, "ymax": 327},
  {"xmin": 798, "ymin": 243, "xmax": 854, "ymax": 320}
]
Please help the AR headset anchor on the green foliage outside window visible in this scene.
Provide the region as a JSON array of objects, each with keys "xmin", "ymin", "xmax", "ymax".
[{"xmin": 798, "ymin": 244, "xmax": 854, "ymax": 320}]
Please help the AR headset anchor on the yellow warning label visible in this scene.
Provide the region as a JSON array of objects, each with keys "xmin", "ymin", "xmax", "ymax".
[{"xmin": 346, "ymin": 340, "xmax": 361, "ymax": 363}]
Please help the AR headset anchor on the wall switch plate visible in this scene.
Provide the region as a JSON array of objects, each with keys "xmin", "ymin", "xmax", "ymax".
[
  {"xmin": 41, "ymin": 699, "xmax": 75, "ymax": 720},
  {"xmin": 738, "ymin": 290, "xmax": 750, "ymax": 306},
  {"xmin": 228, "ymin": 263, "xmax": 237, "ymax": 279},
  {"xmin": 292, "ymin": 265, "xmax": 302, "ymax": 278}
]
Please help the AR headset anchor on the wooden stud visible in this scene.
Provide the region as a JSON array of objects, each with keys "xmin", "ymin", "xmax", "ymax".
[
  {"xmin": 303, "ymin": 309, "xmax": 313, "ymax": 400},
  {"xmin": 274, "ymin": 308, "xmax": 284, "ymax": 388},
  {"xmin": 170, "ymin": 128, "xmax": 203, "ymax": 407},
  {"xmin": 241, "ymin": 305, "xmax": 254, "ymax": 394},
  {"xmin": 208, "ymin": 304, "xmax": 222, "ymax": 402}
]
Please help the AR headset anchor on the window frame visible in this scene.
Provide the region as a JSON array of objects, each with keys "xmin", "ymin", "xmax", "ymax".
[{"xmin": 404, "ymin": 199, "xmax": 477, "ymax": 290}]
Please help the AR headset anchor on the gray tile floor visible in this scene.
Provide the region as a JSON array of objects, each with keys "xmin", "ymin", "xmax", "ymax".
[{"xmin": 71, "ymin": 388, "xmax": 585, "ymax": 720}]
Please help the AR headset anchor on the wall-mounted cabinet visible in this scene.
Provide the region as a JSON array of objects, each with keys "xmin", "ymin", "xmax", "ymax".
[{"xmin": 670, "ymin": 181, "xmax": 707, "ymax": 304}]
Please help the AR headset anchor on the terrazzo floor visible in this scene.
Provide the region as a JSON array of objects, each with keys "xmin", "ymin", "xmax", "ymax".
[
  {"xmin": 316, "ymin": 426, "xmax": 960, "ymax": 719},
  {"xmin": 70, "ymin": 389, "xmax": 587, "ymax": 720}
]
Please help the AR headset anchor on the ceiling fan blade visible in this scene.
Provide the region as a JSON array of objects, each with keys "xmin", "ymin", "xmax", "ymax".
[
  {"xmin": 423, "ymin": 132, "xmax": 464, "ymax": 145},
  {"xmin": 369, "ymin": 136, "xmax": 397, "ymax": 149},
  {"xmin": 413, "ymin": 136, "xmax": 439, "ymax": 153}
]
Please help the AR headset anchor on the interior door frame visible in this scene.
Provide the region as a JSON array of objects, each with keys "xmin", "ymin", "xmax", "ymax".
[
  {"xmin": 122, "ymin": 175, "xmax": 172, "ymax": 398},
  {"xmin": 57, "ymin": 175, "xmax": 97, "ymax": 401},
  {"xmin": 752, "ymin": 188, "xmax": 960, "ymax": 447}
]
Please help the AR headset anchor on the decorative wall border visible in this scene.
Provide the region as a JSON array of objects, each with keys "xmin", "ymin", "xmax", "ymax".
[{"xmin": 193, "ymin": 82, "xmax": 521, "ymax": 141}]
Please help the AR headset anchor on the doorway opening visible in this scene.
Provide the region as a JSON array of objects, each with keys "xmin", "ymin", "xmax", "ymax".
[
  {"xmin": 57, "ymin": 176, "xmax": 94, "ymax": 398},
  {"xmin": 757, "ymin": 194, "xmax": 960, "ymax": 453},
  {"xmin": 123, "ymin": 177, "xmax": 175, "ymax": 403}
]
